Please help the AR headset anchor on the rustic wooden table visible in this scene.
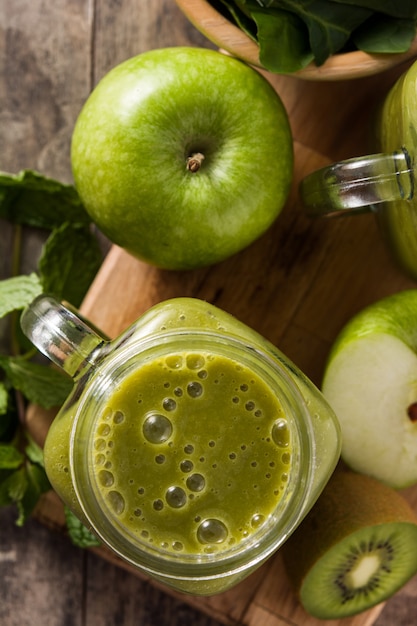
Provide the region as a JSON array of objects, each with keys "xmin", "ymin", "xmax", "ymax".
[{"xmin": 1, "ymin": 1, "xmax": 417, "ymax": 625}]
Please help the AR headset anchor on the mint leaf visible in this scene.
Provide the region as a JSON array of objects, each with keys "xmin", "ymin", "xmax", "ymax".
[
  {"xmin": 0, "ymin": 273, "xmax": 43, "ymax": 319},
  {"xmin": 15, "ymin": 462, "xmax": 51, "ymax": 526},
  {"xmin": 64, "ymin": 506, "xmax": 101, "ymax": 548},
  {"xmin": 25, "ymin": 435, "xmax": 45, "ymax": 467},
  {"xmin": 0, "ymin": 467, "xmax": 27, "ymax": 507},
  {"xmin": 0, "ymin": 382, "xmax": 8, "ymax": 415},
  {"xmin": 0, "ymin": 356, "xmax": 73, "ymax": 408},
  {"xmin": 0, "ymin": 443, "xmax": 24, "ymax": 469},
  {"xmin": 39, "ymin": 222, "xmax": 103, "ymax": 307},
  {"xmin": 0, "ymin": 385, "xmax": 16, "ymax": 440},
  {"xmin": 0, "ymin": 169, "xmax": 90, "ymax": 229}
]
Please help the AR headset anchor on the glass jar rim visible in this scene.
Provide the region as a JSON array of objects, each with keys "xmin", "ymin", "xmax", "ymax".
[{"xmin": 69, "ymin": 329, "xmax": 315, "ymax": 581}]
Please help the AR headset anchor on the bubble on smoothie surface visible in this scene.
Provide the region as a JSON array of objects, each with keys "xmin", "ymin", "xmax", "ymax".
[
  {"xmin": 95, "ymin": 453, "xmax": 106, "ymax": 466},
  {"xmin": 180, "ymin": 459, "xmax": 194, "ymax": 473},
  {"xmin": 166, "ymin": 486, "xmax": 187, "ymax": 508},
  {"xmin": 113, "ymin": 410, "xmax": 125, "ymax": 424},
  {"xmin": 187, "ymin": 381, "xmax": 203, "ymax": 398},
  {"xmin": 98, "ymin": 469, "xmax": 114, "ymax": 487},
  {"xmin": 186, "ymin": 354, "xmax": 205, "ymax": 370},
  {"xmin": 107, "ymin": 490, "xmax": 125, "ymax": 515},
  {"xmin": 272, "ymin": 418, "xmax": 290, "ymax": 447},
  {"xmin": 186, "ymin": 473, "xmax": 206, "ymax": 492},
  {"xmin": 162, "ymin": 397, "xmax": 177, "ymax": 412},
  {"xmin": 197, "ymin": 519, "xmax": 228, "ymax": 544},
  {"xmin": 165, "ymin": 355, "xmax": 183, "ymax": 369},
  {"xmin": 251, "ymin": 514, "xmax": 265, "ymax": 528},
  {"xmin": 143, "ymin": 412, "xmax": 173, "ymax": 443},
  {"xmin": 97, "ymin": 423, "xmax": 111, "ymax": 436}
]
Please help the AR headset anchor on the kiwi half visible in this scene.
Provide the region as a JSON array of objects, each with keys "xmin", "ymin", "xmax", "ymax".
[{"xmin": 281, "ymin": 470, "xmax": 417, "ymax": 619}]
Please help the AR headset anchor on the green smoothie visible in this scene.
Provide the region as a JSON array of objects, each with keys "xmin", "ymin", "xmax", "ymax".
[
  {"xmin": 90, "ymin": 349, "xmax": 291, "ymax": 555},
  {"xmin": 36, "ymin": 297, "xmax": 340, "ymax": 594}
]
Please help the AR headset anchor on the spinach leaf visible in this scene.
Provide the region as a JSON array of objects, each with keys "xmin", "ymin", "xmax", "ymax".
[
  {"xmin": 217, "ymin": 0, "xmax": 257, "ymax": 38},
  {"xmin": 248, "ymin": 4, "xmax": 314, "ymax": 72},
  {"xmin": 353, "ymin": 15, "xmax": 417, "ymax": 53},
  {"xmin": 328, "ymin": 0, "xmax": 417, "ymax": 20},
  {"xmin": 276, "ymin": 0, "xmax": 372, "ymax": 65}
]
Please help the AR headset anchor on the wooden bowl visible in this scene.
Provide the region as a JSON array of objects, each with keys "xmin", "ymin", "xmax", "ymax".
[{"xmin": 176, "ymin": 0, "xmax": 417, "ymax": 80}]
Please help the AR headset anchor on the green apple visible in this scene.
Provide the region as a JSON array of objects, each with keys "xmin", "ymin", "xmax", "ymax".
[
  {"xmin": 322, "ymin": 290, "xmax": 417, "ymax": 489},
  {"xmin": 71, "ymin": 47, "xmax": 293, "ymax": 270}
]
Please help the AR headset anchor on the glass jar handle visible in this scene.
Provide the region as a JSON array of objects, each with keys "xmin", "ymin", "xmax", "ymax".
[
  {"xmin": 20, "ymin": 295, "xmax": 106, "ymax": 379},
  {"xmin": 300, "ymin": 148, "xmax": 414, "ymax": 216}
]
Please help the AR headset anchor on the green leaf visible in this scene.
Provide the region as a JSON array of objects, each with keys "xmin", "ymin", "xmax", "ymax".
[
  {"xmin": 0, "ymin": 273, "xmax": 43, "ymax": 319},
  {"xmin": 0, "ymin": 169, "xmax": 90, "ymax": 230},
  {"xmin": 328, "ymin": 0, "xmax": 417, "ymax": 20},
  {"xmin": 0, "ymin": 355, "xmax": 73, "ymax": 408},
  {"xmin": 39, "ymin": 222, "xmax": 103, "ymax": 307},
  {"xmin": 25, "ymin": 434, "xmax": 45, "ymax": 467},
  {"xmin": 15, "ymin": 463, "xmax": 51, "ymax": 526},
  {"xmin": 277, "ymin": 0, "xmax": 372, "ymax": 65},
  {"xmin": 0, "ymin": 443, "xmax": 24, "ymax": 469},
  {"xmin": 217, "ymin": 0, "xmax": 258, "ymax": 38},
  {"xmin": 64, "ymin": 506, "xmax": 101, "ymax": 548},
  {"xmin": 0, "ymin": 467, "xmax": 27, "ymax": 507},
  {"xmin": 0, "ymin": 382, "xmax": 8, "ymax": 415},
  {"xmin": 0, "ymin": 386, "xmax": 17, "ymax": 441},
  {"xmin": 353, "ymin": 16, "xmax": 417, "ymax": 53},
  {"xmin": 247, "ymin": 3, "xmax": 314, "ymax": 72}
]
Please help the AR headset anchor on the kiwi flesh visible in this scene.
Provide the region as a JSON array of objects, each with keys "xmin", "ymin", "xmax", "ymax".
[{"xmin": 281, "ymin": 470, "xmax": 417, "ymax": 619}]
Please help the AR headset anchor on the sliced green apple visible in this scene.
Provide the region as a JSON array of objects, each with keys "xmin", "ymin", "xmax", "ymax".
[{"xmin": 322, "ymin": 290, "xmax": 417, "ymax": 489}]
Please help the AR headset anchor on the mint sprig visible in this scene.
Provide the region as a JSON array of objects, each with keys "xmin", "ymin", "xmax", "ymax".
[{"xmin": 0, "ymin": 168, "xmax": 103, "ymax": 528}]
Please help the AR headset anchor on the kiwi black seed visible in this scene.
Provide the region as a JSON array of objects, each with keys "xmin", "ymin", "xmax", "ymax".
[{"xmin": 281, "ymin": 470, "xmax": 417, "ymax": 619}]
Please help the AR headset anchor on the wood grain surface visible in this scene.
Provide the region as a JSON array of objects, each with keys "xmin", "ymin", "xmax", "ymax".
[{"xmin": 1, "ymin": 1, "xmax": 417, "ymax": 625}]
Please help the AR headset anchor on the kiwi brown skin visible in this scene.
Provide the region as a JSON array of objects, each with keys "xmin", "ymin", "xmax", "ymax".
[{"xmin": 281, "ymin": 470, "xmax": 417, "ymax": 619}]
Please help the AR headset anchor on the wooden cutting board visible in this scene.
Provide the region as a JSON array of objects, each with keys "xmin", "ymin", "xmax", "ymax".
[{"xmin": 27, "ymin": 62, "xmax": 417, "ymax": 626}]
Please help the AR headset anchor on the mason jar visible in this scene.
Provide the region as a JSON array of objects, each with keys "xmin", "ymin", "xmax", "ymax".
[{"xmin": 21, "ymin": 295, "xmax": 340, "ymax": 595}]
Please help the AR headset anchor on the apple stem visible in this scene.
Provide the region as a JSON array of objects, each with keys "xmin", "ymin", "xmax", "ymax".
[
  {"xmin": 186, "ymin": 152, "xmax": 205, "ymax": 173},
  {"xmin": 407, "ymin": 402, "xmax": 417, "ymax": 422}
]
